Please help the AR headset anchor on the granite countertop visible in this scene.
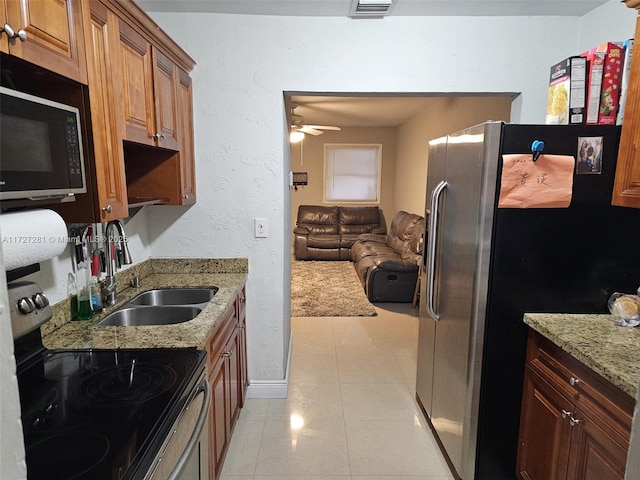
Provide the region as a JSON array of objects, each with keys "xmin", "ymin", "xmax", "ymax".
[
  {"xmin": 524, "ymin": 313, "xmax": 640, "ymax": 398},
  {"xmin": 42, "ymin": 259, "xmax": 247, "ymax": 351}
]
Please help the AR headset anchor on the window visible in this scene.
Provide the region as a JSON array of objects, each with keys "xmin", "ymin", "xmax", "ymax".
[{"xmin": 324, "ymin": 144, "xmax": 382, "ymax": 203}]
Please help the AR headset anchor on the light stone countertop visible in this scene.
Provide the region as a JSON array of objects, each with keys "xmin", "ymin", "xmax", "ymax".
[
  {"xmin": 524, "ymin": 313, "xmax": 640, "ymax": 398},
  {"xmin": 42, "ymin": 259, "xmax": 247, "ymax": 351}
]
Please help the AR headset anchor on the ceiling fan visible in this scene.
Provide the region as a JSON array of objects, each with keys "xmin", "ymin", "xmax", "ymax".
[{"xmin": 290, "ymin": 103, "xmax": 341, "ymax": 142}]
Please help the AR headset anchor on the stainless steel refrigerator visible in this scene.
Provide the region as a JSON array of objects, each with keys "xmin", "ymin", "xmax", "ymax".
[{"xmin": 416, "ymin": 121, "xmax": 640, "ymax": 480}]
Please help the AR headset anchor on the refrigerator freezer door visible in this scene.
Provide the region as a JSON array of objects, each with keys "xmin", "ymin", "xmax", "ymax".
[
  {"xmin": 416, "ymin": 132, "xmax": 447, "ymax": 419},
  {"xmin": 427, "ymin": 122, "xmax": 502, "ymax": 480}
]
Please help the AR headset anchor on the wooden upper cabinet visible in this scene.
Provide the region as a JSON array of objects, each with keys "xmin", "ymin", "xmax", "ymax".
[
  {"xmin": 85, "ymin": 0, "xmax": 127, "ymax": 221},
  {"xmin": 177, "ymin": 68, "xmax": 196, "ymax": 204},
  {"xmin": 153, "ymin": 48, "xmax": 180, "ymax": 151},
  {"xmin": 118, "ymin": 18, "xmax": 155, "ymax": 147},
  {"xmin": 3, "ymin": 0, "xmax": 87, "ymax": 84},
  {"xmin": 614, "ymin": 2, "xmax": 640, "ymax": 208},
  {"xmin": 118, "ymin": 19, "xmax": 182, "ymax": 151}
]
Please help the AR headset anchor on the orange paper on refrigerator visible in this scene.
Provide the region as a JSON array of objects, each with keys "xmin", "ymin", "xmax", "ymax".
[{"xmin": 499, "ymin": 154, "xmax": 574, "ymax": 208}]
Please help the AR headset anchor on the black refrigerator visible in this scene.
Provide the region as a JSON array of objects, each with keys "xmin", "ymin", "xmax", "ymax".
[{"xmin": 415, "ymin": 121, "xmax": 640, "ymax": 480}]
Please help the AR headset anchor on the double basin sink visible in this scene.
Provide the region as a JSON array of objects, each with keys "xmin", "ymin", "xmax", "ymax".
[{"xmin": 98, "ymin": 288, "xmax": 218, "ymax": 327}]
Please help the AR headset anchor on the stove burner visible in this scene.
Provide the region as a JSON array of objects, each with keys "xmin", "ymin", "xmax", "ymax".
[
  {"xmin": 26, "ymin": 431, "xmax": 110, "ymax": 480},
  {"xmin": 71, "ymin": 362, "xmax": 177, "ymax": 407}
]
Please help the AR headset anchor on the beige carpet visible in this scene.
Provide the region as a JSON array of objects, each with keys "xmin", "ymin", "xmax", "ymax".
[{"xmin": 291, "ymin": 261, "xmax": 377, "ymax": 317}]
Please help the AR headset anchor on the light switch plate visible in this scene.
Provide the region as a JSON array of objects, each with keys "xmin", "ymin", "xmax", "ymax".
[{"xmin": 254, "ymin": 218, "xmax": 268, "ymax": 238}]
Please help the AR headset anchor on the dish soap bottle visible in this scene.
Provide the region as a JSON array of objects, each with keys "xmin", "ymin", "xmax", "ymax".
[
  {"xmin": 77, "ymin": 261, "xmax": 94, "ymax": 321},
  {"xmin": 67, "ymin": 272, "xmax": 78, "ymax": 321},
  {"xmin": 89, "ymin": 251, "xmax": 103, "ymax": 313}
]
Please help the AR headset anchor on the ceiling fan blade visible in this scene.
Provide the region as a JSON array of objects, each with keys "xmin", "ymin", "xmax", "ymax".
[
  {"xmin": 302, "ymin": 125, "xmax": 341, "ymax": 131},
  {"xmin": 299, "ymin": 126, "xmax": 324, "ymax": 136}
]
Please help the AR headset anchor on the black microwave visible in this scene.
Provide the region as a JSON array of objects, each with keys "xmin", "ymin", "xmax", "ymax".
[{"xmin": 0, "ymin": 86, "xmax": 86, "ymax": 201}]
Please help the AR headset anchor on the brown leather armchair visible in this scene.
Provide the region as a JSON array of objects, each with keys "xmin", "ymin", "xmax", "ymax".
[
  {"xmin": 350, "ymin": 210, "xmax": 425, "ymax": 302},
  {"xmin": 294, "ymin": 205, "xmax": 386, "ymax": 260}
]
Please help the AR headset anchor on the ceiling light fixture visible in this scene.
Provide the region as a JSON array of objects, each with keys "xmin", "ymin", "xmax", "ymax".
[{"xmin": 290, "ymin": 130, "xmax": 305, "ymax": 143}]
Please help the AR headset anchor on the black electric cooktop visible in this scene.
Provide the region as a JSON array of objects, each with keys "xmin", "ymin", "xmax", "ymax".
[{"xmin": 17, "ymin": 344, "xmax": 205, "ymax": 480}]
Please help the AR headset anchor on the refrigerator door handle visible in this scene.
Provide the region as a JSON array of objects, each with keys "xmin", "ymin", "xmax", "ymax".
[{"xmin": 426, "ymin": 180, "xmax": 447, "ymax": 321}]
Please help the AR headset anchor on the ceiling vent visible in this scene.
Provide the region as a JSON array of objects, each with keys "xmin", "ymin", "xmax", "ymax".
[{"xmin": 351, "ymin": 0, "xmax": 394, "ymax": 17}]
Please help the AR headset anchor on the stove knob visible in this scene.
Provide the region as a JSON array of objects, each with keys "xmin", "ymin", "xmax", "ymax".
[
  {"xmin": 32, "ymin": 292, "xmax": 49, "ymax": 309},
  {"xmin": 17, "ymin": 297, "xmax": 36, "ymax": 314}
]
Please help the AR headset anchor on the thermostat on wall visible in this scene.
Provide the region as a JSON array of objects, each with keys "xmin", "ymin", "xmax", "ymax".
[{"xmin": 292, "ymin": 172, "xmax": 308, "ymax": 186}]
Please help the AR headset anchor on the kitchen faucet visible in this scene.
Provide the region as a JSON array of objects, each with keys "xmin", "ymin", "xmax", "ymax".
[{"xmin": 102, "ymin": 220, "xmax": 132, "ymax": 306}]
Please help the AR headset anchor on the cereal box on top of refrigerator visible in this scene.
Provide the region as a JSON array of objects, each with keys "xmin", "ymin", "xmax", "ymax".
[{"xmin": 545, "ymin": 56, "xmax": 587, "ymax": 125}]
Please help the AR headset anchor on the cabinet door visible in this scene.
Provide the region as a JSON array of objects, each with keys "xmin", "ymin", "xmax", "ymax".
[
  {"xmin": 4, "ymin": 0, "xmax": 87, "ymax": 83},
  {"xmin": 226, "ymin": 325, "xmax": 241, "ymax": 431},
  {"xmin": 152, "ymin": 47, "xmax": 180, "ymax": 151},
  {"xmin": 177, "ymin": 68, "xmax": 196, "ymax": 204},
  {"xmin": 566, "ymin": 408, "xmax": 628, "ymax": 480},
  {"xmin": 118, "ymin": 18, "xmax": 155, "ymax": 147},
  {"xmin": 517, "ymin": 367, "xmax": 573, "ymax": 480},
  {"xmin": 85, "ymin": 1, "xmax": 127, "ymax": 221},
  {"xmin": 613, "ymin": 14, "xmax": 640, "ymax": 208},
  {"xmin": 237, "ymin": 287, "xmax": 248, "ymax": 406},
  {"xmin": 209, "ymin": 352, "xmax": 229, "ymax": 480},
  {"xmin": 0, "ymin": 0, "xmax": 7, "ymax": 53}
]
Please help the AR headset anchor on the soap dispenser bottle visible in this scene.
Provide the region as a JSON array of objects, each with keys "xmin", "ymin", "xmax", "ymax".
[
  {"xmin": 77, "ymin": 260, "xmax": 94, "ymax": 321},
  {"xmin": 67, "ymin": 272, "xmax": 78, "ymax": 321}
]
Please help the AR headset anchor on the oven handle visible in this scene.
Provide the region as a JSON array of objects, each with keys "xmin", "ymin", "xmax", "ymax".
[{"xmin": 167, "ymin": 377, "xmax": 211, "ymax": 480}]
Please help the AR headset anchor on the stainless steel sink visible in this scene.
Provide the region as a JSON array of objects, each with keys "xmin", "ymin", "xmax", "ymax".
[
  {"xmin": 98, "ymin": 305, "xmax": 203, "ymax": 327},
  {"xmin": 126, "ymin": 288, "xmax": 218, "ymax": 306}
]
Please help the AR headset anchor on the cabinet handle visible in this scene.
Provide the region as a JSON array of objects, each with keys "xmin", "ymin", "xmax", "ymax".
[
  {"xmin": 222, "ymin": 351, "xmax": 232, "ymax": 358},
  {"xmin": 561, "ymin": 409, "xmax": 571, "ymax": 419},
  {"xmin": 152, "ymin": 133, "xmax": 166, "ymax": 141},
  {"xmin": 569, "ymin": 377, "xmax": 580, "ymax": 386},
  {"xmin": 1, "ymin": 23, "xmax": 26, "ymax": 42},
  {"xmin": 183, "ymin": 194, "xmax": 188, "ymax": 200},
  {"xmin": 102, "ymin": 204, "xmax": 113, "ymax": 214},
  {"xmin": 569, "ymin": 416, "xmax": 581, "ymax": 427}
]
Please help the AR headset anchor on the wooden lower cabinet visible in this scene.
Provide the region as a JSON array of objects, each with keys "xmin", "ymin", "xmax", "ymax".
[
  {"xmin": 518, "ymin": 366, "xmax": 573, "ymax": 480},
  {"xmin": 206, "ymin": 286, "xmax": 248, "ymax": 480},
  {"xmin": 517, "ymin": 331, "xmax": 634, "ymax": 480}
]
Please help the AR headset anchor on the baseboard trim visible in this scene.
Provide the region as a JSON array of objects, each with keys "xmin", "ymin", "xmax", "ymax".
[{"xmin": 246, "ymin": 331, "xmax": 292, "ymax": 399}]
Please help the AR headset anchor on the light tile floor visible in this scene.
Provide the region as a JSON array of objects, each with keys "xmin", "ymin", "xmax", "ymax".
[{"xmin": 220, "ymin": 303, "xmax": 455, "ymax": 480}]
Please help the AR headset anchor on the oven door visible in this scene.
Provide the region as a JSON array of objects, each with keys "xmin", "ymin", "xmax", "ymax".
[{"xmin": 145, "ymin": 374, "xmax": 210, "ymax": 480}]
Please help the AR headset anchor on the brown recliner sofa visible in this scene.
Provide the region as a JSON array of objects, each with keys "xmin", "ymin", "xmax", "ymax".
[
  {"xmin": 294, "ymin": 205, "xmax": 386, "ymax": 260},
  {"xmin": 350, "ymin": 210, "xmax": 425, "ymax": 303}
]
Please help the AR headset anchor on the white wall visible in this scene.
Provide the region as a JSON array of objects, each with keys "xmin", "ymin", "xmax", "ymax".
[{"xmin": 578, "ymin": 0, "xmax": 637, "ymax": 52}]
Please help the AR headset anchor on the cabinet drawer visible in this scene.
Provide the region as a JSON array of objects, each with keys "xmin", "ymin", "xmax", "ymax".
[{"xmin": 206, "ymin": 305, "xmax": 236, "ymax": 372}]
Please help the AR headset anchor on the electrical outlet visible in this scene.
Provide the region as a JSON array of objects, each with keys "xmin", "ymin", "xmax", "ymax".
[{"xmin": 254, "ymin": 218, "xmax": 268, "ymax": 238}]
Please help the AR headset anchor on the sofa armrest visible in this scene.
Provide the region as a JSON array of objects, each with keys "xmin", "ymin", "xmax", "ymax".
[
  {"xmin": 293, "ymin": 226, "xmax": 310, "ymax": 235},
  {"xmin": 357, "ymin": 233, "xmax": 387, "ymax": 243},
  {"xmin": 375, "ymin": 260, "xmax": 420, "ymax": 273},
  {"xmin": 294, "ymin": 234, "xmax": 309, "ymax": 260}
]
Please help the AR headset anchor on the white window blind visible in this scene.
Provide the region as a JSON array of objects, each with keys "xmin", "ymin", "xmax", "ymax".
[{"xmin": 324, "ymin": 144, "xmax": 381, "ymax": 203}]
